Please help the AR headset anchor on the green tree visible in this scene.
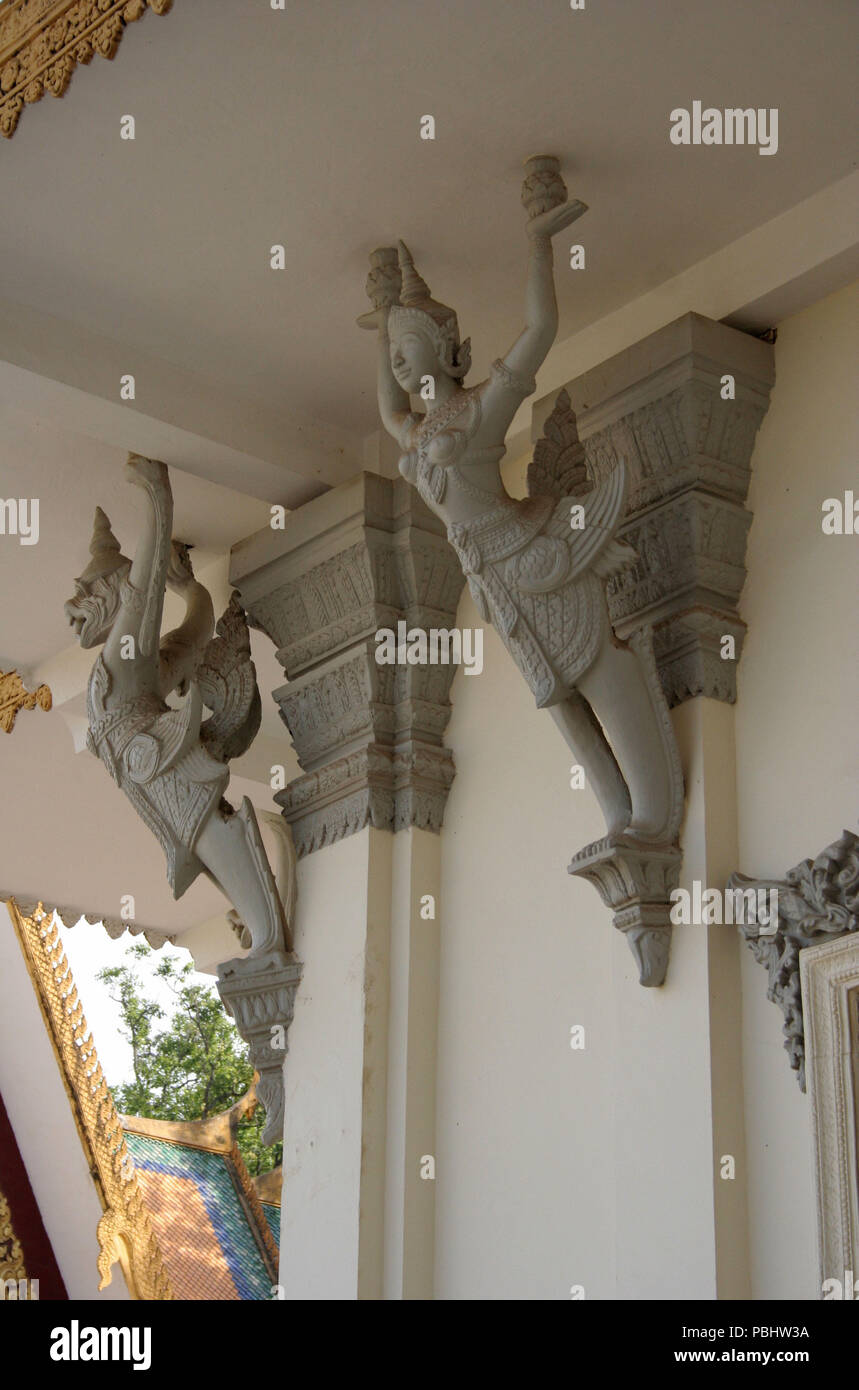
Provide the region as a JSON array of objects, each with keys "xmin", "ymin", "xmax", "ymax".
[{"xmin": 98, "ymin": 943, "xmax": 281, "ymax": 1175}]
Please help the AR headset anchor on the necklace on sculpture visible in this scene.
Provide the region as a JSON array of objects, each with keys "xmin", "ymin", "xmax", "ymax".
[{"xmin": 416, "ymin": 388, "xmax": 473, "ymax": 441}]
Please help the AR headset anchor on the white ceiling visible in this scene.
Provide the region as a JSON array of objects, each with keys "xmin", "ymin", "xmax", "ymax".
[
  {"xmin": 0, "ymin": 407, "xmax": 272, "ymax": 669},
  {"xmin": 1, "ymin": 0, "xmax": 856, "ymax": 444}
]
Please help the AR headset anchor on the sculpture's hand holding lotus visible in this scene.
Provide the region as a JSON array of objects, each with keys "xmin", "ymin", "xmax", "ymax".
[{"xmin": 526, "ymin": 197, "xmax": 588, "ymax": 242}]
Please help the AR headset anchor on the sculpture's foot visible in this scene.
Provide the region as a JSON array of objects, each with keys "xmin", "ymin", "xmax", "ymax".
[
  {"xmin": 216, "ymin": 947, "xmax": 302, "ymax": 1146},
  {"xmin": 568, "ymin": 834, "xmax": 681, "ymax": 986}
]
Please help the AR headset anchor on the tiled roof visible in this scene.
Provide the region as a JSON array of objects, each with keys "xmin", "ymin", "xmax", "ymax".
[
  {"xmin": 123, "ymin": 1124, "xmax": 280, "ymax": 1302},
  {"xmin": 261, "ymin": 1202, "xmax": 281, "ymax": 1247}
]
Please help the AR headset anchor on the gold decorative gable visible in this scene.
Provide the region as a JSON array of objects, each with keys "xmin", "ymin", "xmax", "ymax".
[
  {"xmin": 7, "ymin": 899, "xmax": 173, "ymax": 1298},
  {"xmin": 0, "ymin": 0, "xmax": 173, "ymax": 140},
  {"xmin": 0, "ymin": 1190, "xmax": 27, "ymax": 1285}
]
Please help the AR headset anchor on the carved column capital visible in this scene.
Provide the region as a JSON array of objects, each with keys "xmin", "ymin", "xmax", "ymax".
[
  {"xmin": 231, "ymin": 473, "xmax": 465, "ymax": 856},
  {"xmin": 532, "ymin": 312, "xmax": 775, "ymax": 705}
]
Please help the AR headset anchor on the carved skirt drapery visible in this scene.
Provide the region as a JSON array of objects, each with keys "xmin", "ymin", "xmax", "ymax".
[{"xmin": 445, "ymin": 474, "xmax": 634, "ymax": 710}]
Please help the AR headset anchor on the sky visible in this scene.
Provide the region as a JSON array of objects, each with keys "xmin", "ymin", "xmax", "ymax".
[{"xmin": 55, "ymin": 914, "xmax": 221, "ymax": 1090}]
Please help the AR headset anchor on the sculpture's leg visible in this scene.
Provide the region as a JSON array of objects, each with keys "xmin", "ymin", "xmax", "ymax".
[
  {"xmin": 196, "ymin": 799, "xmax": 301, "ymax": 1146},
  {"xmin": 195, "ymin": 798, "xmax": 291, "ymax": 956},
  {"xmin": 548, "ymin": 690, "xmax": 632, "ymax": 836},
  {"xmin": 576, "ymin": 632, "xmax": 683, "ymax": 845},
  {"xmin": 563, "ymin": 625, "xmax": 684, "ymax": 988}
]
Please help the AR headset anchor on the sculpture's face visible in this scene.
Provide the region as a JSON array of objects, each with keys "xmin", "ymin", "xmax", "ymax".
[
  {"xmin": 64, "ymin": 572, "xmax": 124, "ymax": 649},
  {"xmin": 390, "ymin": 328, "xmax": 441, "ymax": 394}
]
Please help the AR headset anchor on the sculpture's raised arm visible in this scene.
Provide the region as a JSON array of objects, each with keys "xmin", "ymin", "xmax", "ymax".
[
  {"xmin": 376, "ymin": 304, "xmax": 413, "ymax": 442},
  {"xmin": 102, "ymin": 454, "xmax": 172, "ymax": 687},
  {"xmin": 498, "ymin": 157, "xmax": 587, "ymax": 394},
  {"xmin": 158, "ymin": 541, "xmax": 215, "ymax": 700},
  {"xmin": 357, "ymin": 247, "xmax": 411, "ymax": 442}
]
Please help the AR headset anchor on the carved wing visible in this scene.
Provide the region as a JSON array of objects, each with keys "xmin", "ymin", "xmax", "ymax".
[
  {"xmin": 527, "ymin": 388, "xmax": 590, "ymax": 500},
  {"xmin": 563, "ymin": 461, "xmax": 636, "ymax": 582},
  {"xmin": 195, "ymin": 594, "xmax": 262, "ymax": 763},
  {"xmin": 126, "ymin": 684, "xmax": 204, "ymax": 785}
]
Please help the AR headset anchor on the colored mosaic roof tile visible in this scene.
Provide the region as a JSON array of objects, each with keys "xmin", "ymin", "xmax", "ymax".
[{"xmin": 125, "ymin": 1133, "xmax": 277, "ymax": 1301}]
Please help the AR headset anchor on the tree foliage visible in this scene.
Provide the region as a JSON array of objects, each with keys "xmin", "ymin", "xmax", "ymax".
[{"xmin": 98, "ymin": 943, "xmax": 281, "ymax": 1175}]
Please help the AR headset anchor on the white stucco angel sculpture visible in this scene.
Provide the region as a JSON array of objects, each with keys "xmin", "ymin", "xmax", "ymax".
[
  {"xmin": 360, "ymin": 157, "xmax": 683, "ymax": 983},
  {"xmin": 65, "ymin": 454, "xmax": 300, "ymax": 1139}
]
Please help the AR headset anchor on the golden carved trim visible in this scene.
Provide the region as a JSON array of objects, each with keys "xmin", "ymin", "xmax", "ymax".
[
  {"xmin": 227, "ymin": 1140, "xmax": 280, "ymax": 1280},
  {"xmin": 0, "ymin": 0, "xmax": 174, "ymax": 139},
  {"xmin": 7, "ymin": 898, "xmax": 173, "ymax": 1299},
  {"xmin": 2, "ymin": 893, "xmax": 174, "ymax": 950},
  {"xmin": 0, "ymin": 1190, "xmax": 27, "ymax": 1285},
  {"xmin": 121, "ymin": 1085, "xmax": 258, "ymax": 1152},
  {"xmin": 0, "ymin": 670, "xmax": 51, "ymax": 734}
]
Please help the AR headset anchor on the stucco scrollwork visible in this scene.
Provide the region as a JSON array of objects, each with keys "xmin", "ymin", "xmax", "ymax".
[{"xmin": 729, "ymin": 829, "xmax": 859, "ymax": 1088}]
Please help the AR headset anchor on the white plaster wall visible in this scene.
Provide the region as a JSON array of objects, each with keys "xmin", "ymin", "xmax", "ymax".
[
  {"xmin": 434, "ymin": 583, "xmax": 723, "ymax": 1300},
  {"xmin": 434, "ymin": 578, "xmax": 619, "ymax": 1301},
  {"xmin": 735, "ymin": 279, "xmax": 859, "ymax": 1300}
]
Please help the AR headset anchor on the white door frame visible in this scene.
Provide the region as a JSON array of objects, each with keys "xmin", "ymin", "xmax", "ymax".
[{"xmin": 801, "ymin": 933, "xmax": 859, "ymax": 1295}]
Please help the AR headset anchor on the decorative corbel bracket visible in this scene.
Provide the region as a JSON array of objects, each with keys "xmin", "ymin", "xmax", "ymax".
[
  {"xmin": 216, "ymin": 809, "xmax": 301, "ymax": 1147},
  {"xmin": 216, "ymin": 948, "xmax": 302, "ymax": 1147},
  {"xmin": 569, "ymin": 837, "xmax": 682, "ymax": 986},
  {"xmin": 728, "ymin": 828, "xmax": 859, "ymax": 1088}
]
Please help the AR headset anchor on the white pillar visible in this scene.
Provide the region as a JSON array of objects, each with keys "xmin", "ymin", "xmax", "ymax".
[{"xmin": 232, "ymin": 475, "xmax": 459, "ymax": 1300}]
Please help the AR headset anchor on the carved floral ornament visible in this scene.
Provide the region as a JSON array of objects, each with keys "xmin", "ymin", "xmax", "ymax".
[
  {"xmin": 0, "ymin": 0, "xmax": 173, "ymax": 140},
  {"xmin": 0, "ymin": 669, "xmax": 51, "ymax": 733},
  {"xmin": 729, "ymin": 829, "xmax": 859, "ymax": 1089},
  {"xmin": 0, "ymin": 1190, "xmax": 27, "ymax": 1286}
]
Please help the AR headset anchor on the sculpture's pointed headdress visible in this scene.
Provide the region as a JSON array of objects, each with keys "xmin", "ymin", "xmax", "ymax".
[
  {"xmin": 78, "ymin": 507, "xmax": 130, "ymax": 583},
  {"xmin": 388, "ymin": 241, "xmax": 471, "ymax": 380}
]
